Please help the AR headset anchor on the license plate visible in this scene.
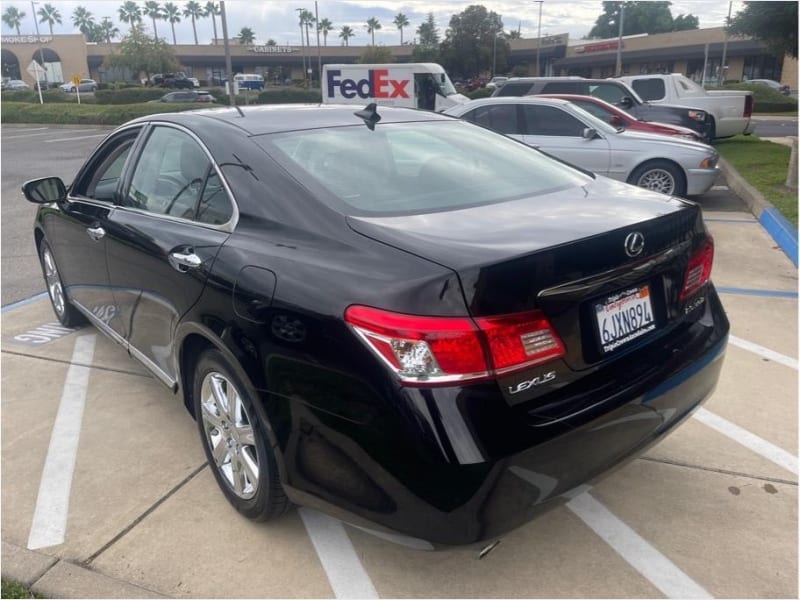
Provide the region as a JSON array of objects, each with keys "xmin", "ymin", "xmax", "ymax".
[{"xmin": 594, "ymin": 285, "xmax": 656, "ymax": 353}]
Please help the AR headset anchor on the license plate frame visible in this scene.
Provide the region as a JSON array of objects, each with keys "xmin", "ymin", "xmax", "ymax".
[{"xmin": 594, "ymin": 284, "xmax": 656, "ymax": 354}]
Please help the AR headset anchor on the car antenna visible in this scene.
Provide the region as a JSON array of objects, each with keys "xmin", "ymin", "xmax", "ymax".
[{"xmin": 354, "ymin": 103, "xmax": 381, "ymax": 130}]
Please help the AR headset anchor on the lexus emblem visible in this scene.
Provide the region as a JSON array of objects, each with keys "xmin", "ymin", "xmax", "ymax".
[{"xmin": 624, "ymin": 232, "xmax": 645, "ymax": 257}]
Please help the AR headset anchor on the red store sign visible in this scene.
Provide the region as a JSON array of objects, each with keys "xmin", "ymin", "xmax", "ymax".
[{"xmin": 574, "ymin": 40, "xmax": 621, "ymax": 53}]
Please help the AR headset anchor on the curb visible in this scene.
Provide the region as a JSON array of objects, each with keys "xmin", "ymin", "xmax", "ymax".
[
  {"xmin": 718, "ymin": 157, "xmax": 798, "ymax": 267},
  {"xmin": 1, "ymin": 541, "xmax": 167, "ymax": 598}
]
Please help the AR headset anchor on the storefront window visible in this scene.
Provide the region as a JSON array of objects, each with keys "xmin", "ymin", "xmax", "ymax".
[{"xmin": 743, "ymin": 55, "xmax": 783, "ymax": 81}]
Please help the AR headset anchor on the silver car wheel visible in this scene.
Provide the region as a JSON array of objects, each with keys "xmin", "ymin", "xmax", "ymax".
[
  {"xmin": 42, "ymin": 246, "xmax": 66, "ymax": 318},
  {"xmin": 636, "ymin": 168, "xmax": 676, "ymax": 195},
  {"xmin": 200, "ymin": 372, "xmax": 260, "ymax": 500}
]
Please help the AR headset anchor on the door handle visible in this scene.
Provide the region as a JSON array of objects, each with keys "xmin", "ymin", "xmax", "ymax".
[
  {"xmin": 169, "ymin": 249, "xmax": 202, "ymax": 272},
  {"xmin": 86, "ymin": 225, "xmax": 106, "ymax": 241}
]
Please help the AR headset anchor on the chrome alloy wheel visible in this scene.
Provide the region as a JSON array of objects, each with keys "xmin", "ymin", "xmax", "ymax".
[
  {"xmin": 200, "ymin": 372, "xmax": 260, "ymax": 499},
  {"xmin": 42, "ymin": 246, "xmax": 66, "ymax": 318},
  {"xmin": 636, "ymin": 168, "xmax": 676, "ymax": 195}
]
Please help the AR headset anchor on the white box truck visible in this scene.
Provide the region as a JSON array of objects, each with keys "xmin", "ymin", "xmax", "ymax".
[{"xmin": 322, "ymin": 63, "xmax": 468, "ymax": 112}]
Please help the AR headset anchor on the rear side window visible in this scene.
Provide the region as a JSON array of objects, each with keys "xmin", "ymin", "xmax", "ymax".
[
  {"xmin": 541, "ymin": 82, "xmax": 588, "ymax": 94},
  {"xmin": 632, "ymin": 78, "xmax": 666, "ymax": 101},
  {"xmin": 588, "ymin": 83, "xmax": 627, "ymax": 104},
  {"xmin": 522, "ymin": 105, "xmax": 585, "ymax": 136},
  {"xmin": 463, "ymin": 104, "xmax": 520, "ymax": 135},
  {"xmin": 495, "ymin": 82, "xmax": 534, "ymax": 96}
]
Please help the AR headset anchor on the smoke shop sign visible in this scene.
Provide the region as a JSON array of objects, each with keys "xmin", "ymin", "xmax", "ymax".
[
  {"xmin": 2, "ymin": 35, "xmax": 53, "ymax": 44},
  {"xmin": 249, "ymin": 46, "xmax": 296, "ymax": 54}
]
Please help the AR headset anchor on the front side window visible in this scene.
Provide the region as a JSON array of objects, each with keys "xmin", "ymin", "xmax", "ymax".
[
  {"xmin": 258, "ymin": 120, "xmax": 590, "ymax": 216},
  {"xmin": 495, "ymin": 82, "xmax": 534, "ymax": 97},
  {"xmin": 72, "ymin": 129, "xmax": 141, "ymax": 202},
  {"xmin": 571, "ymin": 99, "xmax": 616, "ymax": 123},
  {"xmin": 126, "ymin": 126, "xmax": 211, "ymax": 219}
]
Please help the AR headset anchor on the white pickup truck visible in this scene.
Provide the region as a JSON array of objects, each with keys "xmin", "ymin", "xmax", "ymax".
[{"xmin": 618, "ymin": 73, "xmax": 754, "ymax": 140}]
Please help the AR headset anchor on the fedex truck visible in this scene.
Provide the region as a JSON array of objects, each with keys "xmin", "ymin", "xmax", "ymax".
[{"xmin": 322, "ymin": 63, "xmax": 468, "ymax": 112}]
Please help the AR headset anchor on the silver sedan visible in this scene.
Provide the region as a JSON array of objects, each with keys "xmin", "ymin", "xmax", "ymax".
[{"xmin": 444, "ymin": 96, "xmax": 719, "ymax": 197}]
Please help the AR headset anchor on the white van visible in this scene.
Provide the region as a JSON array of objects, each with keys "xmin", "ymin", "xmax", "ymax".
[
  {"xmin": 322, "ymin": 63, "xmax": 468, "ymax": 112},
  {"xmin": 234, "ymin": 73, "xmax": 265, "ymax": 90}
]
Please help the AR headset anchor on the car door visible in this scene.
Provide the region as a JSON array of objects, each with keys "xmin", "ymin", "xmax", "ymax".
[
  {"xmin": 49, "ymin": 126, "xmax": 143, "ymax": 338},
  {"xmin": 103, "ymin": 124, "xmax": 235, "ymax": 386},
  {"xmin": 518, "ymin": 104, "xmax": 611, "ymax": 175}
]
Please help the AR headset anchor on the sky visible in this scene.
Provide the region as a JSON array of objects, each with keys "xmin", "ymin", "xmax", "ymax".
[{"xmin": 2, "ymin": 0, "xmax": 745, "ymax": 46}]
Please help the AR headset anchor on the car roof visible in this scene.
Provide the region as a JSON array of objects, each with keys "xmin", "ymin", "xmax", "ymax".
[
  {"xmin": 133, "ymin": 104, "xmax": 449, "ymax": 136},
  {"xmin": 458, "ymin": 96, "xmax": 572, "ymax": 108}
]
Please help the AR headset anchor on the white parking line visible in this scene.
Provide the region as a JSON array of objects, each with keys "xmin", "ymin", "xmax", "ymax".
[
  {"xmin": 3, "ymin": 131, "xmax": 59, "ymax": 140},
  {"xmin": 729, "ymin": 334, "xmax": 798, "ymax": 370},
  {"xmin": 45, "ymin": 133, "xmax": 106, "ymax": 143},
  {"xmin": 299, "ymin": 508, "xmax": 379, "ymax": 599},
  {"xmin": 567, "ymin": 493, "xmax": 712, "ymax": 599},
  {"xmin": 27, "ymin": 334, "xmax": 96, "ymax": 550},
  {"xmin": 2, "ymin": 126, "xmax": 49, "ymax": 133},
  {"xmin": 693, "ymin": 408, "xmax": 798, "ymax": 475}
]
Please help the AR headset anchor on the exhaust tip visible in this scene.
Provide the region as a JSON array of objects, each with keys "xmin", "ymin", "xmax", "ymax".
[{"xmin": 478, "ymin": 539, "xmax": 501, "ymax": 560}]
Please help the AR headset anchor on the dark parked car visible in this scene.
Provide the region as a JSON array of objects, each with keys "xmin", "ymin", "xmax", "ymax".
[
  {"xmin": 23, "ymin": 105, "xmax": 728, "ymax": 549},
  {"xmin": 149, "ymin": 91, "xmax": 215, "ymax": 103},
  {"xmin": 494, "ymin": 77, "xmax": 713, "ymax": 142},
  {"xmin": 151, "ymin": 72, "xmax": 194, "ymax": 89}
]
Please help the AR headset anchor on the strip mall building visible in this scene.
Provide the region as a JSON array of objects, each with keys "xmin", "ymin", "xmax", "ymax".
[{"xmin": 2, "ymin": 26, "xmax": 796, "ymax": 90}]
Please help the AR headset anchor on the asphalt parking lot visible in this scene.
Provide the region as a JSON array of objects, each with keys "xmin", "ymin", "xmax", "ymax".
[{"xmin": 1, "ymin": 124, "xmax": 797, "ymax": 598}]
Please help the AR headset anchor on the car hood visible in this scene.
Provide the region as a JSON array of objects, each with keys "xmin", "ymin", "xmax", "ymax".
[
  {"xmin": 346, "ymin": 175, "xmax": 689, "ymax": 271},
  {"xmin": 614, "ymin": 129, "xmax": 713, "ymax": 152}
]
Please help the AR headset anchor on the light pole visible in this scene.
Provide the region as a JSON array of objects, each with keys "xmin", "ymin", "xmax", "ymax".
[
  {"xmin": 615, "ymin": 2, "xmax": 624, "ymax": 77},
  {"xmin": 220, "ymin": 1, "xmax": 234, "ymax": 106},
  {"xmin": 492, "ymin": 28, "xmax": 504, "ymax": 77},
  {"xmin": 534, "ymin": 1, "xmax": 543, "ymax": 77}
]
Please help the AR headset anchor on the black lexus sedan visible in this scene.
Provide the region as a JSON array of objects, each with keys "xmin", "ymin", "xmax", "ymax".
[{"xmin": 24, "ymin": 104, "xmax": 728, "ymax": 549}]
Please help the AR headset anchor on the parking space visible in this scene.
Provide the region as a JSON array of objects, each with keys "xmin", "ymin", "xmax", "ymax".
[{"xmin": 1, "ymin": 126, "xmax": 797, "ymax": 598}]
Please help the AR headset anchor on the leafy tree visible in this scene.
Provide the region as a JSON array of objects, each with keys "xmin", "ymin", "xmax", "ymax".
[
  {"xmin": 118, "ymin": 1, "xmax": 142, "ymax": 32},
  {"xmin": 183, "ymin": 0, "xmax": 203, "ymax": 44},
  {"xmin": 412, "ymin": 12, "xmax": 439, "ymax": 62},
  {"xmin": 440, "ymin": 5, "xmax": 508, "ymax": 78},
  {"xmin": 37, "ymin": 4, "xmax": 62, "ymax": 36},
  {"xmin": 366, "ymin": 17, "xmax": 381, "ymax": 45},
  {"xmin": 2, "ymin": 6, "xmax": 26, "ymax": 35},
  {"xmin": 105, "ymin": 24, "xmax": 179, "ymax": 81},
  {"xmin": 238, "ymin": 26, "xmax": 255, "ymax": 45},
  {"xmin": 163, "ymin": 2, "xmax": 181, "ymax": 44},
  {"xmin": 204, "ymin": 2, "xmax": 220, "ymax": 44},
  {"xmin": 358, "ymin": 45, "xmax": 392, "ymax": 63},
  {"xmin": 588, "ymin": 2, "xmax": 698, "ymax": 38},
  {"xmin": 507, "ymin": 29, "xmax": 521, "ymax": 40},
  {"xmin": 728, "ymin": 1, "xmax": 798, "ymax": 59},
  {"xmin": 144, "ymin": 1, "xmax": 164, "ymax": 40},
  {"xmin": 393, "ymin": 12, "xmax": 409, "ymax": 45},
  {"xmin": 266, "ymin": 38, "xmax": 276, "ymax": 46},
  {"xmin": 339, "ymin": 24, "xmax": 355, "ymax": 46},
  {"xmin": 71, "ymin": 6, "xmax": 94, "ymax": 35},
  {"xmin": 317, "ymin": 17, "xmax": 333, "ymax": 46}
]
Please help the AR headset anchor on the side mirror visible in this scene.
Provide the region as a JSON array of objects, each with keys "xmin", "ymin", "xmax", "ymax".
[
  {"xmin": 22, "ymin": 177, "xmax": 67, "ymax": 204},
  {"xmin": 619, "ymin": 96, "xmax": 634, "ymax": 109},
  {"xmin": 582, "ymin": 128, "xmax": 598, "ymax": 140},
  {"xmin": 609, "ymin": 115, "xmax": 623, "ymax": 126}
]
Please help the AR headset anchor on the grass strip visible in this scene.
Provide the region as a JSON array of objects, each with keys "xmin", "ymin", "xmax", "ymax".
[
  {"xmin": 1, "ymin": 580, "xmax": 42, "ymax": 599},
  {"xmin": 0, "ymin": 102, "xmax": 221, "ymax": 126},
  {"xmin": 716, "ymin": 135, "xmax": 797, "ymax": 227}
]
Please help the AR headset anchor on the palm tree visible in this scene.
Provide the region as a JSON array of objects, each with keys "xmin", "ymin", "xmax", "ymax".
[
  {"xmin": 2, "ymin": 6, "xmax": 26, "ymax": 35},
  {"xmin": 163, "ymin": 2, "xmax": 180, "ymax": 44},
  {"xmin": 144, "ymin": 1, "xmax": 164, "ymax": 39},
  {"xmin": 204, "ymin": 2, "xmax": 220, "ymax": 44},
  {"xmin": 183, "ymin": 1, "xmax": 203, "ymax": 44},
  {"xmin": 317, "ymin": 17, "xmax": 333, "ymax": 46},
  {"xmin": 71, "ymin": 6, "xmax": 94, "ymax": 35},
  {"xmin": 37, "ymin": 4, "xmax": 62, "ymax": 36},
  {"xmin": 338, "ymin": 25, "xmax": 354, "ymax": 47},
  {"xmin": 238, "ymin": 26, "xmax": 254, "ymax": 45},
  {"xmin": 508, "ymin": 29, "xmax": 521, "ymax": 40},
  {"xmin": 99, "ymin": 17, "xmax": 120, "ymax": 43},
  {"xmin": 297, "ymin": 8, "xmax": 314, "ymax": 50},
  {"xmin": 393, "ymin": 12, "xmax": 409, "ymax": 45},
  {"xmin": 118, "ymin": 1, "xmax": 142, "ymax": 32},
  {"xmin": 365, "ymin": 17, "xmax": 381, "ymax": 46}
]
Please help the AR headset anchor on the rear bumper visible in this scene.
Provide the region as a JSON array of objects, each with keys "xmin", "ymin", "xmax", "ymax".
[
  {"xmin": 686, "ymin": 166, "xmax": 719, "ymax": 195},
  {"xmin": 276, "ymin": 288, "xmax": 729, "ymax": 547}
]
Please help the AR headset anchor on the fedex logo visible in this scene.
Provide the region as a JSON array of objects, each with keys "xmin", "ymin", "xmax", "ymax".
[{"xmin": 326, "ymin": 69, "xmax": 410, "ymax": 100}]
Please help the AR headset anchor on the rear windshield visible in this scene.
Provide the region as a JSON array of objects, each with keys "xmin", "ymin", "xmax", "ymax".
[{"xmin": 255, "ymin": 120, "xmax": 591, "ymax": 216}]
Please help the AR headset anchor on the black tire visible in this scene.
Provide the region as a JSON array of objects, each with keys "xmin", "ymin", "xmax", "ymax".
[
  {"xmin": 193, "ymin": 349, "xmax": 290, "ymax": 521},
  {"xmin": 628, "ymin": 160, "xmax": 687, "ymax": 197},
  {"xmin": 38, "ymin": 240, "xmax": 87, "ymax": 328}
]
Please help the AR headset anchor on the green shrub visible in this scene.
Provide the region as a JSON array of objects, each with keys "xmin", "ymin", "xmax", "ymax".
[
  {"xmin": 466, "ymin": 87, "xmax": 494, "ymax": 99},
  {"xmin": 1, "ymin": 90, "xmax": 38, "ymax": 102},
  {"xmin": 94, "ymin": 88, "xmax": 167, "ymax": 104},
  {"xmin": 41, "ymin": 89, "xmax": 72, "ymax": 103},
  {"xmin": 0, "ymin": 102, "xmax": 213, "ymax": 125},
  {"xmin": 256, "ymin": 89, "xmax": 322, "ymax": 104},
  {"xmin": 754, "ymin": 101, "xmax": 798, "ymax": 113},
  {"xmin": 719, "ymin": 83, "xmax": 797, "ymax": 105}
]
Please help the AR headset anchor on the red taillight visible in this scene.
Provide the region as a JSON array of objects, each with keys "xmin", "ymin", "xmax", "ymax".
[
  {"xmin": 680, "ymin": 235, "xmax": 714, "ymax": 301},
  {"xmin": 344, "ymin": 305, "xmax": 565, "ymax": 385},
  {"xmin": 744, "ymin": 95, "xmax": 753, "ymax": 118}
]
